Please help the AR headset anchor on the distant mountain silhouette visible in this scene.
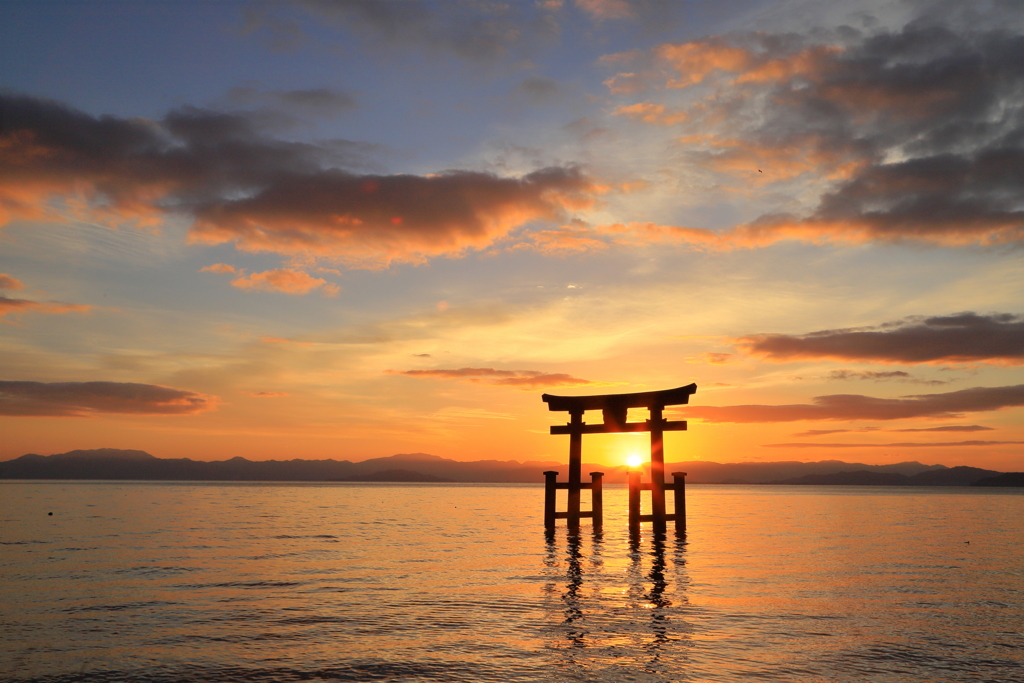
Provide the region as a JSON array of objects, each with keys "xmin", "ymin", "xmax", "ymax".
[
  {"xmin": 771, "ymin": 466, "xmax": 1001, "ymax": 486},
  {"xmin": 773, "ymin": 470, "xmax": 911, "ymax": 486},
  {"xmin": 972, "ymin": 472, "xmax": 1024, "ymax": 487},
  {"xmin": 0, "ymin": 448, "xmax": 1004, "ymax": 485}
]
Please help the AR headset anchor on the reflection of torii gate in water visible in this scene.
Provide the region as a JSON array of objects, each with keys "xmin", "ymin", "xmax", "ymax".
[{"xmin": 541, "ymin": 384, "xmax": 697, "ymax": 534}]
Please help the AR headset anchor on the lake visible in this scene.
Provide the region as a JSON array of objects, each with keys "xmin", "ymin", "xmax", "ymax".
[{"xmin": 1, "ymin": 482, "xmax": 1022, "ymax": 682}]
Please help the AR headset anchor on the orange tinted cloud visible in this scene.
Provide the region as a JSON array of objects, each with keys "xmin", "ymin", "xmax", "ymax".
[
  {"xmin": 0, "ymin": 94, "xmax": 598, "ymax": 266},
  {"xmin": 613, "ymin": 102, "xmax": 687, "ymax": 125},
  {"xmin": 200, "ymin": 263, "xmax": 239, "ymax": 274},
  {"xmin": 246, "ymin": 391, "xmax": 290, "ymax": 397},
  {"xmin": 575, "ymin": 0, "xmax": 633, "ymax": 20},
  {"xmin": 680, "ymin": 384, "xmax": 1024, "ymax": 423},
  {"xmin": 189, "ymin": 167, "xmax": 596, "ymax": 266},
  {"xmin": 517, "ymin": 222, "xmax": 608, "ymax": 255},
  {"xmin": 0, "ymin": 380, "xmax": 217, "ymax": 416},
  {"xmin": 388, "ymin": 367, "xmax": 596, "ymax": 389},
  {"xmin": 606, "ymin": 27, "xmax": 1024, "ymax": 248},
  {"xmin": 0, "ymin": 274, "xmax": 90, "ymax": 317},
  {"xmin": 655, "ymin": 39, "xmax": 752, "ymax": 88},
  {"xmin": 230, "ymin": 269, "xmax": 340, "ymax": 296},
  {"xmin": 739, "ymin": 314, "xmax": 1024, "ymax": 365},
  {"xmin": 0, "ymin": 274, "xmax": 24, "ymax": 290}
]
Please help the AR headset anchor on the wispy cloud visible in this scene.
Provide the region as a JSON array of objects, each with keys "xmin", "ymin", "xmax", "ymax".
[
  {"xmin": 792, "ymin": 425, "xmax": 992, "ymax": 437},
  {"xmin": 0, "ymin": 273, "xmax": 91, "ymax": 318},
  {"xmin": 387, "ymin": 367, "xmax": 597, "ymax": 389}
]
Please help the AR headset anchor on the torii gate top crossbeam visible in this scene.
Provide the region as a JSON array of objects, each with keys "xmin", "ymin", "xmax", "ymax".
[
  {"xmin": 542, "ymin": 384, "xmax": 697, "ymax": 413},
  {"xmin": 542, "ymin": 384, "xmax": 696, "ymax": 435}
]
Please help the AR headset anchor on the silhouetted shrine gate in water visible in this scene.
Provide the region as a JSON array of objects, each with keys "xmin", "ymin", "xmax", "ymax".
[{"xmin": 541, "ymin": 384, "xmax": 697, "ymax": 535}]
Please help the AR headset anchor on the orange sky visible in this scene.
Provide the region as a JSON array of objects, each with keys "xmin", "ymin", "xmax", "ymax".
[{"xmin": 2, "ymin": 1, "xmax": 1024, "ymax": 471}]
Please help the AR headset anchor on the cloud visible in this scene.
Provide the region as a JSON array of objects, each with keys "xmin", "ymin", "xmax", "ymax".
[
  {"xmin": 602, "ymin": 22, "xmax": 1024, "ymax": 248},
  {"xmin": 0, "ymin": 380, "xmax": 217, "ymax": 416},
  {"xmin": 189, "ymin": 166, "xmax": 596, "ymax": 266},
  {"xmin": 827, "ymin": 369, "xmax": 948, "ymax": 385},
  {"xmin": 793, "ymin": 424, "xmax": 991, "ymax": 436},
  {"xmin": 892, "ymin": 425, "xmax": 994, "ymax": 432},
  {"xmin": 0, "ymin": 273, "xmax": 91, "ymax": 317},
  {"xmin": 387, "ymin": 367, "xmax": 597, "ymax": 389},
  {"xmin": 0, "ymin": 93, "xmax": 598, "ymax": 267},
  {"xmin": 516, "ymin": 76, "xmax": 560, "ymax": 105},
  {"xmin": 0, "ymin": 273, "xmax": 24, "ymax": 290},
  {"xmin": 739, "ymin": 313, "xmax": 1024, "ymax": 365},
  {"xmin": 688, "ymin": 352, "xmax": 733, "ymax": 365},
  {"xmin": 515, "ymin": 221, "xmax": 609, "ymax": 256},
  {"xmin": 225, "ymin": 86, "xmax": 357, "ymax": 117},
  {"xmin": 575, "ymin": 0, "xmax": 634, "ymax": 20},
  {"xmin": 764, "ymin": 440, "xmax": 1024, "ymax": 448},
  {"xmin": 288, "ymin": 0, "xmax": 562, "ymax": 61},
  {"xmin": 200, "ymin": 263, "xmax": 239, "ymax": 274},
  {"xmin": 229, "ymin": 269, "xmax": 340, "ymax": 296},
  {"xmin": 0, "ymin": 297, "xmax": 91, "ymax": 317},
  {"xmin": 245, "ymin": 390, "xmax": 290, "ymax": 397},
  {"xmin": 679, "ymin": 384, "xmax": 1024, "ymax": 423}
]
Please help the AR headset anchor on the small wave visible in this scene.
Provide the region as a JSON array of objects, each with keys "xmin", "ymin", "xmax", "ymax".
[
  {"xmin": 177, "ymin": 580, "xmax": 304, "ymax": 589},
  {"xmin": 65, "ymin": 600, "xmax": 179, "ymax": 613}
]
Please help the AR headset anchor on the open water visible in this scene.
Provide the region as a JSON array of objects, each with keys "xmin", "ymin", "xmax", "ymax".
[{"xmin": 1, "ymin": 481, "xmax": 1022, "ymax": 682}]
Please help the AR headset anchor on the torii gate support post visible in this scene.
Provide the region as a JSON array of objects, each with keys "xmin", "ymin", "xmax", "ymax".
[
  {"xmin": 650, "ymin": 404, "xmax": 666, "ymax": 535},
  {"xmin": 672, "ymin": 471, "xmax": 687, "ymax": 533},
  {"xmin": 628, "ymin": 468, "xmax": 641, "ymax": 532},
  {"xmin": 544, "ymin": 470, "xmax": 558, "ymax": 530},
  {"xmin": 567, "ymin": 409, "xmax": 584, "ymax": 532},
  {"xmin": 590, "ymin": 471, "xmax": 604, "ymax": 531}
]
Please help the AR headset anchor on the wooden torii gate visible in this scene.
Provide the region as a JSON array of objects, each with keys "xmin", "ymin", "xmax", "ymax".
[{"xmin": 541, "ymin": 384, "xmax": 697, "ymax": 534}]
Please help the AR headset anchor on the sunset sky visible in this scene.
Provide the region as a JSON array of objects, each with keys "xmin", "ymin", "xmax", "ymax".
[{"xmin": 3, "ymin": 0, "xmax": 1024, "ymax": 470}]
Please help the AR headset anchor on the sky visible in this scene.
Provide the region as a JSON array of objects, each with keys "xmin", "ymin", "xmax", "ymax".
[{"xmin": 2, "ymin": 0, "xmax": 1024, "ymax": 470}]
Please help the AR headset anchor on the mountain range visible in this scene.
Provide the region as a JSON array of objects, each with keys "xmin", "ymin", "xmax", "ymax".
[{"xmin": 0, "ymin": 448, "xmax": 1017, "ymax": 485}]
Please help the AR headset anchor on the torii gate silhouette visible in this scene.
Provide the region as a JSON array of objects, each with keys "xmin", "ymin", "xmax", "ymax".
[{"xmin": 541, "ymin": 383, "xmax": 697, "ymax": 534}]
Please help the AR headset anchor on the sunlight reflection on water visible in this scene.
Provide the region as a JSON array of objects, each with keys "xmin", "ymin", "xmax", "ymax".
[{"xmin": 1, "ymin": 482, "xmax": 1022, "ymax": 682}]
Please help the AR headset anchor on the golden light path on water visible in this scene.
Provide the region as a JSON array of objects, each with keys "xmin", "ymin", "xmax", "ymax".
[{"xmin": 1, "ymin": 481, "xmax": 1022, "ymax": 682}]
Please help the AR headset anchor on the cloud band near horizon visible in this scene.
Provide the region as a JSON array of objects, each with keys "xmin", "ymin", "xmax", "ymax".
[
  {"xmin": 0, "ymin": 381, "xmax": 217, "ymax": 417},
  {"xmin": 738, "ymin": 313, "xmax": 1024, "ymax": 364},
  {"xmin": 678, "ymin": 383, "xmax": 1024, "ymax": 423}
]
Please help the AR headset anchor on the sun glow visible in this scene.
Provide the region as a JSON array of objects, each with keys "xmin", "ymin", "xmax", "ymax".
[{"xmin": 626, "ymin": 453, "xmax": 644, "ymax": 469}]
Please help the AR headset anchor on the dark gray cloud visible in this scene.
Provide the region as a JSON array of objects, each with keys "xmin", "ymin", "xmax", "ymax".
[
  {"xmin": 292, "ymin": 0, "xmax": 562, "ymax": 61},
  {"xmin": 740, "ymin": 313, "xmax": 1024, "ymax": 364},
  {"xmin": 0, "ymin": 93, "xmax": 597, "ymax": 265},
  {"xmin": 612, "ymin": 17, "xmax": 1024, "ymax": 247},
  {"xmin": 222, "ymin": 86, "xmax": 359, "ymax": 131},
  {"xmin": 679, "ymin": 383, "xmax": 1024, "ymax": 423},
  {"xmin": 516, "ymin": 76, "xmax": 560, "ymax": 105},
  {"xmin": 0, "ymin": 381, "xmax": 216, "ymax": 416}
]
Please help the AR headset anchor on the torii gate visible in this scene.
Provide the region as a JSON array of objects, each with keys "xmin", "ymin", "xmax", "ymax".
[{"xmin": 541, "ymin": 384, "xmax": 697, "ymax": 534}]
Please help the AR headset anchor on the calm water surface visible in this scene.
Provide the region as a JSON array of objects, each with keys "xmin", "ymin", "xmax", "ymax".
[{"xmin": 1, "ymin": 482, "xmax": 1021, "ymax": 682}]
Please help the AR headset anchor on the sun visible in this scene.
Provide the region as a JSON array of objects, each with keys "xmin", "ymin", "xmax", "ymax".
[{"xmin": 626, "ymin": 453, "xmax": 643, "ymax": 469}]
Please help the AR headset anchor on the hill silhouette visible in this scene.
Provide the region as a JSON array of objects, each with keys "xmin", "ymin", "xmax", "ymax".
[
  {"xmin": 771, "ymin": 466, "xmax": 1001, "ymax": 486},
  {"xmin": 0, "ymin": 448, "xmax": 1004, "ymax": 485}
]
